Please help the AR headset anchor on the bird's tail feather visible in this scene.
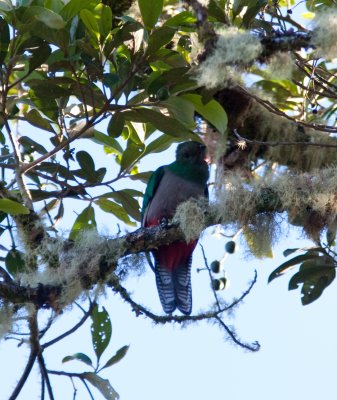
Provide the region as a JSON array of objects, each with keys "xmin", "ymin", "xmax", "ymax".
[
  {"xmin": 155, "ymin": 262, "xmax": 176, "ymax": 314},
  {"xmin": 173, "ymin": 257, "xmax": 192, "ymax": 315},
  {"xmin": 154, "ymin": 255, "xmax": 192, "ymax": 315}
]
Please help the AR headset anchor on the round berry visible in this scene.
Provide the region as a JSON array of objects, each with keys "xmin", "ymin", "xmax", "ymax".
[
  {"xmin": 210, "ymin": 260, "xmax": 221, "ymax": 273},
  {"xmin": 225, "ymin": 241, "xmax": 236, "ymax": 254}
]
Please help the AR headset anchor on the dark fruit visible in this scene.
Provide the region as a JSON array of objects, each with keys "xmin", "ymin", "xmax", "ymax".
[
  {"xmin": 210, "ymin": 260, "xmax": 220, "ymax": 273},
  {"xmin": 225, "ymin": 241, "xmax": 236, "ymax": 254},
  {"xmin": 211, "ymin": 279, "xmax": 220, "ymax": 291},
  {"xmin": 156, "ymin": 87, "xmax": 170, "ymax": 101}
]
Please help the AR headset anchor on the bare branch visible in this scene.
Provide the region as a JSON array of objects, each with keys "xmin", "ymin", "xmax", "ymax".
[
  {"xmin": 38, "ymin": 353, "xmax": 55, "ymax": 400},
  {"xmin": 233, "ymin": 129, "xmax": 337, "ymax": 149},
  {"xmin": 236, "ymin": 85, "xmax": 337, "ymax": 133},
  {"xmin": 9, "ymin": 309, "xmax": 39, "ymax": 400},
  {"xmin": 42, "ymin": 302, "xmax": 95, "ymax": 349},
  {"xmin": 108, "ymin": 270, "xmax": 259, "ymax": 351}
]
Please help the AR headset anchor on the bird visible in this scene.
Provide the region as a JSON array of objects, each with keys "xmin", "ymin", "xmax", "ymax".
[{"xmin": 141, "ymin": 141, "xmax": 209, "ymax": 315}]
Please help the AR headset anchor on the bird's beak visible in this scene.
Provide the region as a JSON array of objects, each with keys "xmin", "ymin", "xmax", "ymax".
[{"xmin": 200, "ymin": 144, "xmax": 210, "ymax": 164}]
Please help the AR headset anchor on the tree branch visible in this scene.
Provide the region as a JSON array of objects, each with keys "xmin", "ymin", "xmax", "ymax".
[
  {"xmin": 108, "ymin": 269, "xmax": 260, "ymax": 351},
  {"xmin": 233, "ymin": 129, "xmax": 337, "ymax": 149},
  {"xmin": 9, "ymin": 309, "xmax": 39, "ymax": 400},
  {"xmin": 42, "ymin": 302, "xmax": 95, "ymax": 349}
]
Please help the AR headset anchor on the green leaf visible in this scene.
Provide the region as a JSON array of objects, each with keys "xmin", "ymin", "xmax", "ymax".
[
  {"xmin": 268, "ymin": 253, "xmax": 319, "ymax": 283},
  {"xmin": 94, "ymin": 3, "xmax": 112, "ymax": 38},
  {"xmin": 161, "ymin": 97, "xmax": 196, "ymax": 129},
  {"xmin": 5, "ymin": 249, "xmax": 25, "ymax": 275},
  {"xmin": 288, "ymin": 259, "xmax": 336, "ymax": 305},
  {"xmin": 242, "ymin": 0, "xmax": 267, "ymax": 28},
  {"xmin": 69, "ymin": 205, "xmax": 97, "ymax": 240},
  {"xmin": 36, "ymin": 162, "xmax": 75, "ymax": 180},
  {"xmin": 62, "ymin": 353, "xmax": 93, "ymax": 367},
  {"xmin": 27, "ymin": 39, "xmax": 52, "ymax": 73},
  {"xmin": 80, "ymin": 8, "xmax": 100, "ymax": 39},
  {"xmin": 147, "ymin": 26, "xmax": 176, "ymax": 54},
  {"xmin": 27, "ymin": 79, "xmax": 72, "ymax": 99},
  {"xmin": 82, "ymin": 372, "xmax": 119, "ymax": 400},
  {"xmin": 301, "ymin": 11, "xmax": 315, "ymax": 19},
  {"xmin": 120, "ymin": 141, "xmax": 145, "ymax": 173},
  {"xmin": 135, "ymin": 108, "xmax": 192, "ymax": 137},
  {"xmin": 24, "ymin": 109, "xmax": 54, "ymax": 133},
  {"xmin": 45, "ymin": 0, "xmax": 64, "ymax": 13},
  {"xmin": 23, "ymin": 6, "xmax": 65, "ymax": 29},
  {"xmin": 103, "ymin": 73, "xmax": 119, "ymax": 88},
  {"xmin": 30, "ymin": 190, "xmax": 57, "ymax": 202},
  {"xmin": 72, "ymin": 83, "xmax": 106, "ymax": 108},
  {"xmin": 19, "ymin": 136, "xmax": 48, "ymax": 155},
  {"xmin": 60, "ymin": 0, "xmax": 97, "ymax": 21},
  {"xmin": 182, "ymin": 94, "xmax": 228, "ymax": 135},
  {"xmin": 233, "ymin": 0, "xmax": 249, "ymax": 18},
  {"xmin": 28, "ymin": 89, "xmax": 59, "ymax": 121},
  {"xmin": 0, "ymin": 17, "xmax": 9, "ymax": 64},
  {"xmin": 101, "ymin": 345, "xmax": 129, "ymax": 370},
  {"xmin": 95, "ymin": 167, "xmax": 107, "ymax": 183},
  {"xmin": 76, "ymin": 150, "xmax": 97, "ymax": 182},
  {"xmin": 91, "ymin": 304, "xmax": 112, "ymax": 362},
  {"xmin": 100, "ymin": 190, "xmax": 141, "ymax": 221},
  {"xmin": 0, "ymin": 199, "xmax": 30, "ymax": 215},
  {"xmin": 0, "ymin": 1, "xmax": 12, "ymax": 12},
  {"xmin": 164, "ymin": 11, "xmax": 196, "ymax": 28},
  {"xmin": 107, "ymin": 113, "xmax": 125, "ymax": 138},
  {"xmin": 92, "ymin": 132, "xmax": 123, "ymax": 153},
  {"xmin": 208, "ymin": 0, "xmax": 229, "ymax": 23},
  {"xmin": 143, "ymin": 135, "xmax": 181, "ymax": 157},
  {"xmin": 128, "ymin": 171, "xmax": 153, "ymax": 183},
  {"xmin": 138, "ymin": 0, "xmax": 164, "ymax": 29},
  {"xmin": 283, "ymin": 248, "xmax": 300, "ymax": 257},
  {"xmin": 95, "ymin": 198, "xmax": 137, "ymax": 226}
]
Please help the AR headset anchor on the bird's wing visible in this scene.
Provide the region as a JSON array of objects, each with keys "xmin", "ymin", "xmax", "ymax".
[{"xmin": 141, "ymin": 166, "xmax": 165, "ymax": 225}]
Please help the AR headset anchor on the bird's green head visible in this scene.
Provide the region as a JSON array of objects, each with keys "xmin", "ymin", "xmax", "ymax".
[{"xmin": 175, "ymin": 141, "xmax": 207, "ymax": 165}]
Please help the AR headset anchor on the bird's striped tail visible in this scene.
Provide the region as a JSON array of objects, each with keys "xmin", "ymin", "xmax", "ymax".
[{"xmin": 153, "ymin": 241, "xmax": 195, "ymax": 315}]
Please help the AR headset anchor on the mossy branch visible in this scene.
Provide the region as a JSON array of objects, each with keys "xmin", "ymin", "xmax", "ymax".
[{"xmin": 2, "ymin": 163, "xmax": 337, "ymax": 309}]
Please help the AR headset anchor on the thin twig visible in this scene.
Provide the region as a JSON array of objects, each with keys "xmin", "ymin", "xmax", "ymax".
[
  {"xmin": 233, "ymin": 129, "xmax": 337, "ymax": 149},
  {"xmin": 38, "ymin": 353, "xmax": 55, "ymax": 400},
  {"xmin": 9, "ymin": 310, "xmax": 40, "ymax": 400},
  {"xmin": 42, "ymin": 302, "xmax": 95, "ymax": 349},
  {"xmin": 109, "ymin": 270, "xmax": 259, "ymax": 350},
  {"xmin": 238, "ymin": 85, "xmax": 337, "ymax": 133},
  {"xmin": 215, "ymin": 316, "xmax": 260, "ymax": 351},
  {"xmin": 81, "ymin": 378, "xmax": 95, "ymax": 400},
  {"xmin": 8, "ymin": 348, "xmax": 37, "ymax": 400},
  {"xmin": 199, "ymin": 243, "xmax": 221, "ymax": 309},
  {"xmin": 3, "ymin": 118, "xmax": 33, "ymax": 210}
]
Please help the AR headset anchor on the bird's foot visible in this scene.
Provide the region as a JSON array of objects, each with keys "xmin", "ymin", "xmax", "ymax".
[{"xmin": 160, "ymin": 217, "xmax": 169, "ymax": 228}]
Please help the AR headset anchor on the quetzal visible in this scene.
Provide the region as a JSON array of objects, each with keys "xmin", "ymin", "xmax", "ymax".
[{"xmin": 141, "ymin": 141, "xmax": 209, "ymax": 315}]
